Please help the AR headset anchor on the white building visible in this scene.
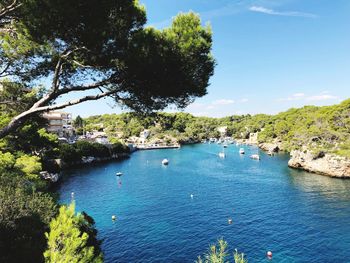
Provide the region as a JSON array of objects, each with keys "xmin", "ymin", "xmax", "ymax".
[
  {"xmin": 139, "ymin": 129, "xmax": 150, "ymax": 144},
  {"xmin": 217, "ymin": 126, "xmax": 228, "ymax": 136},
  {"xmin": 42, "ymin": 111, "xmax": 74, "ymax": 138}
]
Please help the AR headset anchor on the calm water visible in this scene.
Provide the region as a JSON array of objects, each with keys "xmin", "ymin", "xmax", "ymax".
[{"xmin": 58, "ymin": 144, "xmax": 350, "ymax": 262}]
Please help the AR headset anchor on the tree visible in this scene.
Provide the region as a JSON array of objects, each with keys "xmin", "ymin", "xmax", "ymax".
[
  {"xmin": 73, "ymin": 115, "xmax": 84, "ymax": 129},
  {"xmin": 196, "ymin": 238, "xmax": 247, "ymax": 263},
  {"xmin": 0, "ymin": 172, "xmax": 57, "ymax": 263},
  {"xmin": 44, "ymin": 202, "xmax": 103, "ymax": 263},
  {"xmin": 0, "ymin": 0, "xmax": 215, "ymax": 138}
]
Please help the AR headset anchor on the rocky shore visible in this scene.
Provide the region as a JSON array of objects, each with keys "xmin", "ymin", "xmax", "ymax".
[
  {"xmin": 237, "ymin": 133, "xmax": 350, "ymax": 178},
  {"xmin": 42, "ymin": 153, "xmax": 130, "ymax": 183},
  {"xmin": 288, "ymin": 149, "xmax": 350, "ymax": 178}
]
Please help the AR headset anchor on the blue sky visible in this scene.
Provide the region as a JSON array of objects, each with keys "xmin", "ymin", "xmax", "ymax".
[{"xmin": 63, "ymin": 0, "xmax": 350, "ymax": 117}]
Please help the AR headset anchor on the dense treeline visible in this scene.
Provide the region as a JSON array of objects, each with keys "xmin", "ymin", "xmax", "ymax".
[{"xmin": 83, "ymin": 99, "xmax": 350, "ymax": 157}]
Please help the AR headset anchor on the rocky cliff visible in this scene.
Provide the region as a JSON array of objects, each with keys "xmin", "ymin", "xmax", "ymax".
[{"xmin": 288, "ymin": 149, "xmax": 350, "ymax": 178}]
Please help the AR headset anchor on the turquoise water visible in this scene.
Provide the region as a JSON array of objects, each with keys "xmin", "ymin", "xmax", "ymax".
[{"xmin": 58, "ymin": 144, "xmax": 350, "ymax": 262}]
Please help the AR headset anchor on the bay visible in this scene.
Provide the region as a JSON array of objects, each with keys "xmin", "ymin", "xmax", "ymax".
[{"xmin": 57, "ymin": 144, "xmax": 350, "ymax": 262}]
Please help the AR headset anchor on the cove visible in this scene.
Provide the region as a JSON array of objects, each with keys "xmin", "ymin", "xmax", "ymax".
[{"xmin": 57, "ymin": 144, "xmax": 350, "ymax": 262}]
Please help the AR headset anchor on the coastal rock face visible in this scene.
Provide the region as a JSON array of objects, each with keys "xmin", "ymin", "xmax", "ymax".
[
  {"xmin": 259, "ymin": 142, "xmax": 282, "ymax": 153},
  {"xmin": 288, "ymin": 150, "xmax": 350, "ymax": 178}
]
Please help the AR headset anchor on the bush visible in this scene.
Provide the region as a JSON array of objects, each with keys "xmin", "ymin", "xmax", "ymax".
[
  {"xmin": 59, "ymin": 144, "xmax": 82, "ymax": 163},
  {"xmin": 44, "ymin": 203, "xmax": 103, "ymax": 263},
  {"xmin": 0, "ymin": 174, "xmax": 57, "ymax": 263},
  {"xmin": 14, "ymin": 154, "xmax": 42, "ymax": 180},
  {"xmin": 196, "ymin": 238, "xmax": 247, "ymax": 263}
]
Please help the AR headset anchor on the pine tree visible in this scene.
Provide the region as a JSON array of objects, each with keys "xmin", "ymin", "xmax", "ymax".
[{"xmin": 44, "ymin": 203, "xmax": 103, "ymax": 263}]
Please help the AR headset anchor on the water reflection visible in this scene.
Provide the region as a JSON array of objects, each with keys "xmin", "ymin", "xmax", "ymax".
[{"xmin": 287, "ymin": 167, "xmax": 350, "ymax": 201}]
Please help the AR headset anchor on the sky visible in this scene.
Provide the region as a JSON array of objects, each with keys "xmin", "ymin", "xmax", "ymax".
[{"xmin": 62, "ymin": 0, "xmax": 350, "ymax": 118}]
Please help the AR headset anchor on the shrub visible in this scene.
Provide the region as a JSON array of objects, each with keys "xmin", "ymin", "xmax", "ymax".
[{"xmin": 44, "ymin": 203, "xmax": 103, "ymax": 263}]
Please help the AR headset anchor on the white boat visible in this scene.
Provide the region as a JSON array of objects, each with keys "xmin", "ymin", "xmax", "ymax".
[
  {"xmin": 162, "ymin": 159, "xmax": 169, "ymax": 165},
  {"xmin": 239, "ymin": 148, "xmax": 245, "ymax": 154},
  {"xmin": 219, "ymin": 152, "xmax": 226, "ymax": 158},
  {"xmin": 223, "ymin": 143, "xmax": 228, "ymax": 148},
  {"xmin": 116, "ymin": 172, "xmax": 123, "ymax": 176},
  {"xmin": 250, "ymin": 154, "xmax": 260, "ymax": 160}
]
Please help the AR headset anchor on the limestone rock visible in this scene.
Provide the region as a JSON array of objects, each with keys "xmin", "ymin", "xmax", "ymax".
[{"xmin": 288, "ymin": 149, "xmax": 350, "ymax": 178}]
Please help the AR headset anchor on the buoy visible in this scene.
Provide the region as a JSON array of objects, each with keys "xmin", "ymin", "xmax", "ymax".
[
  {"xmin": 267, "ymin": 251, "xmax": 272, "ymax": 258},
  {"xmin": 112, "ymin": 215, "xmax": 117, "ymax": 221},
  {"xmin": 228, "ymin": 218, "xmax": 233, "ymax": 224},
  {"xmin": 190, "ymin": 194, "xmax": 194, "ymax": 199}
]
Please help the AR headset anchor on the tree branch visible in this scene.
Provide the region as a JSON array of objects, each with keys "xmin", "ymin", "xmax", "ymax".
[
  {"xmin": 0, "ymin": 90, "xmax": 118, "ymax": 138},
  {"xmin": 0, "ymin": 0, "xmax": 21, "ymax": 24}
]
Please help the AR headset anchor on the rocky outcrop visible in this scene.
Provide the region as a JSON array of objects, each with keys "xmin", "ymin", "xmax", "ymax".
[
  {"xmin": 259, "ymin": 142, "xmax": 281, "ymax": 153},
  {"xmin": 288, "ymin": 149, "xmax": 350, "ymax": 178},
  {"xmin": 54, "ymin": 153, "xmax": 130, "ymax": 169}
]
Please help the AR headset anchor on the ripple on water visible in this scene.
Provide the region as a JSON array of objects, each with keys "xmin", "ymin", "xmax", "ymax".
[{"xmin": 58, "ymin": 144, "xmax": 350, "ymax": 262}]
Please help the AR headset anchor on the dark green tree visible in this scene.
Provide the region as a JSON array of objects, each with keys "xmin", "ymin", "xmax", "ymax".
[{"xmin": 0, "ymin": 0, "xmax": 215, "ymax": 138}]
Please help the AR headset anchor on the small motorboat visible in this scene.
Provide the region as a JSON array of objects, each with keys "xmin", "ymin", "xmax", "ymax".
[
  {"xmin": 116, "ymin": 172, "xmax": 123, "ymax": 176},
  {"xmin": 223, "ymin": 143, "xmax": 228, "ymax": 148},
  {"xmin": 219, "ymin": 152, "xmax": 226, "ymax": 158},
  {"xmin": 239, "ymin": 148, "xmax": 245, "ymax": 154},
  {"xmin": 162, "ymin": 159, "xmax": 169, "ymax": 165},
  {"xmin": 250, "ymin": 154, "xmax": 260, "ymax": 160}
]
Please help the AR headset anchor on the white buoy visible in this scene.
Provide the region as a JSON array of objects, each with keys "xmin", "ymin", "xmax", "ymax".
[
  {"xmin": 190, "ymin": 194, "xmax": 194, "ymax": 199},
  {"xmin": 112, "ymin": 215, "xmax": 117, "ymax": 221},
  {"xmin": 267, "ymin": 251, "xmax": 272, "ymax": 258}
]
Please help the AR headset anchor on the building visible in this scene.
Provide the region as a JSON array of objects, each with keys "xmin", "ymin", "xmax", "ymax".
[
  {"xmin": 89, "ymin": 131, "xmax": 109, "ymax": 144},
  {"xmin": 217, "ymin": 126, "xmax": 228, "ymax": 137},
  {"xmin": 42, "ymin": 111, "xmax": 74, "ymax": 138},
  {"xmin": 139, "ymin": 129, "xmax": 150, "ymax": 144}
]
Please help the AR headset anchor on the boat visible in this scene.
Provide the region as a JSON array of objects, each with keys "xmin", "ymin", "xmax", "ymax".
[
  {"xmin": 223, "ymin": 143, "xmax": 228, "ymax": 148},
  {"xmin": 250, "ymin": 154, "xmax": 260, "ymax": 160},
  {"xmin": 219, "ymin": 152, "xmax": 226, "ymax": 158},
  {"xmin": 116, "ymin": 172, "xmax": 123, "ymax": 176},
  {"xmin": 162, "ymin": 159, "xmax": 169, "ymax": 165},
  {"xmin": 267, "ymin": 150, "xmax": 274, "ymax": 156},
  {"xmin": 239, "ymin": 148, "xmax": 245, "ymax": 154}
]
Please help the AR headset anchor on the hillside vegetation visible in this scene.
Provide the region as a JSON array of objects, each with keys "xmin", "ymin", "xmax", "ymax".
[{"xmin": 83, "ymin": 99, "xmax": 350, "ymax": 157}]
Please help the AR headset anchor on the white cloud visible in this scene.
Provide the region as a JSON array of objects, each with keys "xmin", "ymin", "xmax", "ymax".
[
  {"xmin": 293, "ymin": 93, "xmax": 305, "ymax": 97},
  {"xmin": 278, "ymin": 92, "xmax": 338, "ymax": 102},
  {"xmin": 249, "ymin": 6, "xmax": 317, "ymax": 18},
  {"xmin": 240, "ymin": 98, "xmax": 249, "ymax": 103},
  {"xmin": 212, "ymin": 99, "xmax": 235, "ymax": 105},
  {"xmin": 306, "ymin": 94, "xmax": 338, "ymax": 101}
]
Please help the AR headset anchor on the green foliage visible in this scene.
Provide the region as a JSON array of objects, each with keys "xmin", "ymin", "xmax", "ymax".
[
  {"xmin": 58, "ymin": 144, "xmax": 82, "ymax": 163},
  {"xmin": 73, "ymin": 115, "xmax": 84, "ymax": 128},
  {"xmin": 14, "ymin": 154, "xmax": 42, "ymax": 180},
  {"xmin": 83, "ymin": 99, "xmax": 350, "ymax": 159},
  {"xmin": 196, "ymin": 238, "xmax": 247, "ymax": 263},
  {"xmin": 0, "ymin": 173, "xmax": 57, "ymax": 263},
  {"xmin": 233, "ymin": 249, "xmax": 248, "ymax": 263},
  {"xmin": 44, "ymin": 203, "xmax": 103, "ymax": 263},
  {"xmin": 0, "ymin": 1, "xmax": 215, "ymax": 140},
  {"xmin": 0, "ymin": 151, "xmax": 15, "ymax": 172}
]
